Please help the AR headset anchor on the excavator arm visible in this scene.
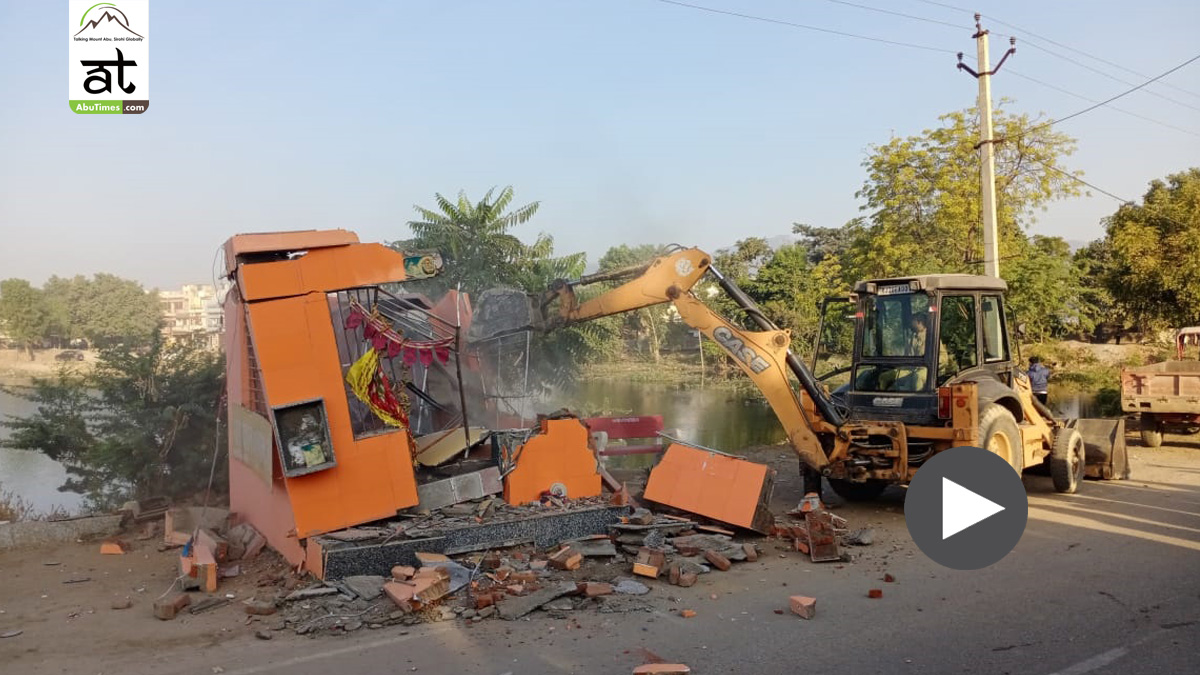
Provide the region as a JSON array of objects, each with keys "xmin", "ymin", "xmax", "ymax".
[{"xmin": 474, "ymin": 246, "xmax": 842, "ymax": 471}]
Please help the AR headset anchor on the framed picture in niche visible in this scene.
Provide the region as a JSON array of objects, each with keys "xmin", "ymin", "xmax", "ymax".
[{"xmin": 272, "ymin": 398, "xmax": 336, "ymax": 477}]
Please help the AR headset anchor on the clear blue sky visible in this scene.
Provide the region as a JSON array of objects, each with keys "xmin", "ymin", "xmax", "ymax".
[{"xmin": 2, "ymin": 0, "xmax": 1197, "ymax": 289}]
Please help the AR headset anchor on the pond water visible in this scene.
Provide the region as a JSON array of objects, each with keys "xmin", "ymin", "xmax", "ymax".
[{"xmin": 0, "ymin": 388, "xmax": 86, "ymax": 515}]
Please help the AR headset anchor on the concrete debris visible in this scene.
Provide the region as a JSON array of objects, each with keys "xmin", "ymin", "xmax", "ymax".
[
  {"xmin": 325, "ymin": 528, "xmax": 390, "ymax": 542},
  {"xmin": 844, "ymin": 528, "xmax": 875, "ymax": 546},
  {"xmin": 243, "ymin": 600, "xmax": 278, "ymax": 616},
  {"xmin": 342, "ymin": 575, "xmax": 387, "ymax": 601},
  {"xmin": 612, "ymin": 578, "xmax": 651, "ymax": 596},
  {"xmin": 497, "ymin": 582, "xmax": 578, "ymax": 620},
  {"xmin": 564, "ymin": 538, "xmax": 619, "ymax": 558},
  {"xmin": 255, "ymin": 629, "xmax": 273, "ymax": 640},
  {"xmin": 629, "ymin": 508, "xmax": 655, "ymax": 526},
  {"xmin": 110, "ymin": 598, "xmax": 133, "ymax": 610},
  {"xmin": 285, "ymin": 587, "xmax": 340, "ymax": 602}
]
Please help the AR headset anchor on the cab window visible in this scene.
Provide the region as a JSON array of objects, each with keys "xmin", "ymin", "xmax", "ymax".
[
  {"xmin": 938, "ymin": 295, "xmax": 978, "ymax": 384},
  {"xmin": 981, "ymin": 295, "xmax": 1007, "ymax": 362}
]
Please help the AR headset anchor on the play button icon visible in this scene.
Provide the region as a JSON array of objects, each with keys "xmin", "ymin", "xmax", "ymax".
[{"xmin": 905, "ymin": 446, "xmax": 1028, "ymax": 570}]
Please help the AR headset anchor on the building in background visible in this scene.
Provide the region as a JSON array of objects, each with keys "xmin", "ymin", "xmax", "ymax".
[{"xmin": 160, "ymin": 284, "xmax": 223, "ymax": 349}]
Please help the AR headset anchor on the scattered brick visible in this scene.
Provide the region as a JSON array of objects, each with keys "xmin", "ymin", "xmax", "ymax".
[
  {"xmin": 703, "ymin": 550, "xmax": 731, "ymax": 571},
  {"xmin": 530, "ymin": 560, "xmax": 549, "ymax": 571},
  {"xmin": 868, "ymin": 589, "xmax": 883, "ymax": 599},
  {"xmin": 680, "ymin": 609, "xmax": 696, "ymax": 618},
  {"xmin": 507, "ymin": 584, "xmax": 526, "ymax": 596},
  {"xmin": 391, "ymin": 566, "xmax": 416, "ymax": 581},
  {"xmin": 383, "ymin": 581, "xmax": 416, "ymax": 611},
  {"xmin": 677, "ymin": 571, "xmax": 698, "ymax": 588},
  {"xmin": 153, "ymin": 593, "xmax": 191, "ymax": 620},
  {"xmin": 793, "ymin": 539, "xmax": 810, "ymax": 554},
  {"xmin": 581, "ymin": 582, "xmax": 613, "ymax": 597},
  {"xmin": 549, "ymin": 546, "xmax": 583, "ymax": 571},
  {"xmin": 789, "ymin": 595, "xmax": 816, "ymax": 619},
  {"xmin": 742, "ymin": 543, "xmax": 759, "ymax": 562},
  {"xmin": 884, "ymin": 573, "xmax": 895, "ymax": 583},
  {"xmin": 773, "ymin": 609, "xmax": 785, "ymax": 615},
  {"xmin": 668, "ymin": 564, "xmax": 681, "ymax": 586}
]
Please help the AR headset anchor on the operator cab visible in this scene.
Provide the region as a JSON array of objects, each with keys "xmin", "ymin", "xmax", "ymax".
[{"xmin": 814, "ymin": 274, "xmax": 1014, "ymax": 427}]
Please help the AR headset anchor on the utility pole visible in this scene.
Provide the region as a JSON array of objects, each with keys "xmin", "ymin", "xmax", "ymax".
[{"xmin": 958, "ymin": 15, "xmax": 1015, "ymax": 278}]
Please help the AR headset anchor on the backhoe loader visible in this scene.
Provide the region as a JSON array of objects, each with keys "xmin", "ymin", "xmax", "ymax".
[{"xmin": 469, "ymin": 246, "xmax": 1128, "ymax": 499}]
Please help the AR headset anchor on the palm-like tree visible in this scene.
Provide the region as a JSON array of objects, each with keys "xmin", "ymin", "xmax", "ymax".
[{"xmin": 403, "ymin": 186, "xmax": 551, "ymax": 296}]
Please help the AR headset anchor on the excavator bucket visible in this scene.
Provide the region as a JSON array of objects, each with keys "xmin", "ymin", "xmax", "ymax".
[
  {"xmin": 1064, "ymin": 418, "xmax": 1131, "ymax": 480},
  {"xmin": 468, "ymin": 288, "xmax": 544, "ymax": 342}
]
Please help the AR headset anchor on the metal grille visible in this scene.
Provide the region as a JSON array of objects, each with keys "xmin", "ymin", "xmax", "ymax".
[{"xmin": 244, "ymin": 305, "xmax": 268, "ymax": 415}]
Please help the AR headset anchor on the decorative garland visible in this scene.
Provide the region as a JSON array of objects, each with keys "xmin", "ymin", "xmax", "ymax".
[{"xmin": 344, "ymin": 300, "xmax": 452, "ymax": 366}]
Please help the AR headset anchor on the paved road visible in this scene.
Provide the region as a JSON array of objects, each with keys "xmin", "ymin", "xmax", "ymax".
[{"xmin": 31, "ymin": 441, "xmax": 1200, "ymax": 675}]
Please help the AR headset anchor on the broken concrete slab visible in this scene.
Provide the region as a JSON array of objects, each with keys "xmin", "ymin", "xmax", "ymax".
[
  {"xmin": 497, "ymin": 582, "xmax": 578, "ymax": 620},
  {"xmin": 844, "ymin": 528, "xmax": 875, "ymax": 546},
  {"xmin": 342, "ymin": 575, "xmax": 387, "ymax": 601},
  {"xmin": 563, "ymin": 538, "xmax": 618, "ymax": 557},
  {"xmin": 416, "ymin": 465, "xmax": 502, "ymax": 511},
  {"xmin": 284, "ymin": 587, "xmax": 340, "ymax": 602}
]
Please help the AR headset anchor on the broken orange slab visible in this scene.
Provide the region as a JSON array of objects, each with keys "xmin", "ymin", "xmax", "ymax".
[
  {"xmin": 100, "ymin": 541, "xmax": 126, "ymax": 555},
  {"xmin": 643, "ymin": 443, "xmax": 776, "ymax": 533},
  {"xmin": 503, "ymin": 418, "xmax": 602, "ymax": 505}
]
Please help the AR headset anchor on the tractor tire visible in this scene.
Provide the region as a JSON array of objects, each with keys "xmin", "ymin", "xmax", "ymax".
[
  {"xmin": 979, "ymin": 404, "xmax": 1023, "ymax": 475},
  {"xmin": 1050, "ymin": 427, "xmax": 1086, "ymax": 494},
  {"xmin": 1140, "ymin": 413, "xmax": 1163, "ymax": 448},
  {"xmin": 828, "ymin": 479, "xmax": 889, "ymax": 502}
]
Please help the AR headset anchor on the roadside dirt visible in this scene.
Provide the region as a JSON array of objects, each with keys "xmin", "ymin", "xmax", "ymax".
[{"xmin": 0, "ymin": 348, "xmax": 96, "ymax": 385}]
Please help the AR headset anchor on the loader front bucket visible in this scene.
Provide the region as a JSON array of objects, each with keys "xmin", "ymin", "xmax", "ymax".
[
  {"xmin": 1065, "ymin": 418, "xmax": 1131, "ymax": 480},
  {"xmin": 468, "ymin": 288, "xmax": 545, "ymax": 343}
]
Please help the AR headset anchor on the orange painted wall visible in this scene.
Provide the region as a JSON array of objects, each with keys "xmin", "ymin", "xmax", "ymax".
[
  {"xmin": 247, "ymin": 293, "xmax": 419, "ymax": 537},
  {"xmin": 503, "ymin": 418, "xmax": 601, "ymax": 504}
]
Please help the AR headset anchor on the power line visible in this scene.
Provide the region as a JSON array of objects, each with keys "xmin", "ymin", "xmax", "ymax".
[
  {"xmin": 909, "ymin": 0, "xmax": 1200, "ymax": 100},
  {"xmin": 1007, "ymin": 70, "xmax": 1200, "ymax": 138},
  {"xmin": 1006, "ymin": 52, "xmax": 1200, "ymax": 141},
  {"xmin": 1021, "ymin": 42, "xmax": 1200, "ymax": 113},
  {"xmin": 651, "ymin": 0, "xmax": 958, "ymax": 53},
  {"xmin": 1034, "ymin": 160, "xmax": 1193, "ymax": 230},
  {"xmin": 812, "ymin": 0, "xmax": 965, "ymax": 30}
]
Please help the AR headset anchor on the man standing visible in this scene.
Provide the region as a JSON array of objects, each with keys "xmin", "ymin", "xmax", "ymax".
[{"xmin": 1028, "ymin": 356, "xmax": 1051, "ymax": 405}]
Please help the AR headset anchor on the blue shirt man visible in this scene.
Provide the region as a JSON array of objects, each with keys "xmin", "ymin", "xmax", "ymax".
[{"xmin": 1028, "ymin": 357, "xmax": 1051, "ymax": 404}]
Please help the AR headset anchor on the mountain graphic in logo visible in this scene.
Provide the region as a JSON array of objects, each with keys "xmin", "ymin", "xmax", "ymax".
[{"xmin": 75, "ymin": 3, "xmax": 143, "ymax": 38}]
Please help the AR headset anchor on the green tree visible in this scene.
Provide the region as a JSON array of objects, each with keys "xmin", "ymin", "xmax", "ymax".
[
  {"xmin": 851, "ymin": 104, "xmax": 1083, "ymax": 279},
  {"xmin": 42, "ymin": 275, "xmax": 92, "ymax": 344},
  {"xmin": 1104, "ymin": 168, "xmax": 1200, "ymax": 329},
  {"xmin": 77, "ymin": 274, "xmax": 161, "ymax": 346},
  {"xmin": 397, "ymin": 186, "xmax": 554, "ymax": 297},
  {"xmin": 1004, "ymin": 235, "xmax": 1080, "ymax": 340},
  {"xmin": 1, "ymin": 335, "xmax": 225, "ymax": 507},
  {"xmin": 1071, "ymin": 239, "xmax": 1128, "ymax": 341},
  {"xmin": 0, "ymin": 279, "xmax": 51, "ymax": 359}
]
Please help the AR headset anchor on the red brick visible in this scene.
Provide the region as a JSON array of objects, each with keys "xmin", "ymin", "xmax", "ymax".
[
  {"xmin": 789, "ymin": 595, "xmax": 816, "ymax": 619},
  {"xmin": 703, "ymin": 550, "xmax": 731, "ymax": 571},
  {"xmin": 632, "ymin": 563, "xmax": 660, "ymax": 579},
  {"xmin": 506, "ymin": 584, "xmax": 526, "ymax": 596},
  {"xmin": 100, "ymin": 540, "xmax": 126, "ymax": 555},
  {"xmin": 668, "ymin": 564, "xmax": 681, "ymax": 586},
  {"xmin": 677, "ymin": 571, "xmax": 698, "ymax": 588},
  {"xmin": 742, "ymin": 543, "xmax": 759, "ymax": 562},
  {"xmin": 680, "ymin": 609, "xmax": 696, "ymax": 618},
  {"xmin": 793, "ymin": 539, "xmax": 810, "ymax": 554},
  {"xmin": 581, "ymin": 582, "xmax": 613, "ymax": 597},
  {"xmin": 549, "ymin": 546, "xmax": 582, "ymax": 571},
  {"xmin": 883, "ymin": 573, "xmax": 895, "ymax": 583},
  {"xmin": 153, "ymin": 593, "xmax": 191, "ymax": 620},
  {"xmin": 868, "ymin": 589, "xmax": 883, "ymax": 599},
  {"xmin": 510, "ymin": 571, "xmax": 537, "ymax": 584},
  {"xmin": 383, "ymin": 581, "xmax": 416, "ymax": 610}
]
